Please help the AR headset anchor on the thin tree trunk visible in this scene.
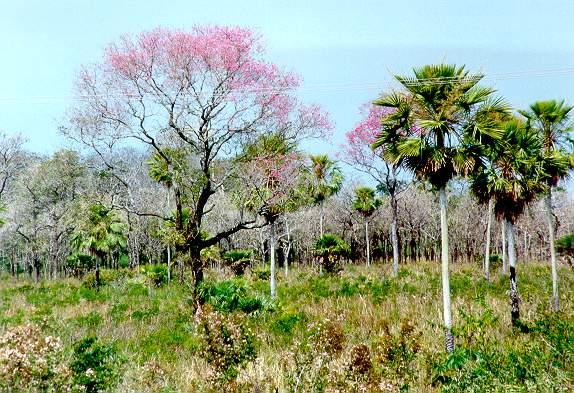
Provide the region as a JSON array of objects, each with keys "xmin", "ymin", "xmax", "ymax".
[
  {"xmin": 484, "ymin": 199, "xmax": 493, "ymax": 282},
  {"xmin": 505, "ymin": 218, "xmax": 520, "ymax": 326},
  {"xmin": 270, "ymin": 220, "xmax": 277, "ymax": 299},
  {"xmin": 166, "ymin": 189, "xmax": 171, "ymax": 285},
  {"xmin": 95, "ymin": 254, "xmax": 100, "ymax": 291},
  {"xmin": 391, "ymin": 194, "xmax": 400, "ymax": 277},
  {"xmin": 365, "ymin": 217, "xmax": 370, "ymax": 266},
  {"xmin": 545, "ymin": 190, "xmax": 559, "ymax": 312},
  {"xmin": 501, "ymin": 221, "xmax": 507, "ymax": 274},
  {"xmin": 284, "ymin": 219, "xmax": 291, "ymax": 277},
  {"xmin": 319, "ymin": 202, "xmax": 324, "ymax": 237},
  {"xmin": 439, "ymin": 187, "xmax": 454, "ymax": 353}
]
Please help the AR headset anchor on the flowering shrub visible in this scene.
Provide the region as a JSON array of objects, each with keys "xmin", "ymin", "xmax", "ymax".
[
  {"xmin": 0, "ymin": 323, "xmax": 71, "ymax": 391},
  {"xmin": 197, "ymin": 305, "xmax": 257, "ymax": 385}
]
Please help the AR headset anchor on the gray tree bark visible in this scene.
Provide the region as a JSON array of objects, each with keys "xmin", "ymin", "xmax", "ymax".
[
  {"xmin": 505, "ymin": 218, "xmax": 520, "ymax": 326},
  {"xmin": 545, "ymin": 190, "xmax": 559, "ymax": 312}
]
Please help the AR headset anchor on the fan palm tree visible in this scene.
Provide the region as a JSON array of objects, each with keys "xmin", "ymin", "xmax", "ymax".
[
  {"xmin": 519, "ymin": 100, "xmax": 573, "ymax": 312},
  {"xmin": 471, "ymin": 119, "xmax": 547, "ymax": 326},
  {"xmin": 372, "ymin": 64, "xmax": 510, "ymax": 353},
  {"xmin": 353, "ymin": 186, "xmax": 382, "ymax": 267},
  {"xmin": 308, "ymin": 154, "xmax": 343, "ymax": 236},
  {"xmin": 71, "ymin": 203, "xmax": 127, "ymax": 291}
]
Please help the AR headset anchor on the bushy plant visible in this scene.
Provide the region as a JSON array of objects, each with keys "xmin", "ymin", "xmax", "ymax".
[
  {"xmin": 70, "ymin": 337, "xmax": 123, "ymax": 393},
  {"xmin": 198, "ymin": 279, "xmax": 268, "ymax": 314},
  {"xmin": 252, "ymin": 266, "xmax": 271, "ymax": 281},
  {"xmin": 223, "ymin": 249, "xmax": 252, "ymax": 276},
  {"xmin": 81, "ymin": 269, "xmax": 119, "ymax": 289},
  {"xmin": 140, "ymin": 264, "xmax": 169, "ymax": 286},
  {"xmin": 312, "ymin": 234, "xmax": 350, "ymax": 273},
  {"xmin": 197, "ymin": 306, "xmax": 257, "ymax": 385},
  {"xmin": 284, "ymin": 319, "xmax": 346, "ymax": 391},
  {"xmin": 66, "ymin": 253, "xmax": 94, "ymax": 277},
  {"xmin": 0, "ymin": 323, "xmax": 71, "ymax": 391}
]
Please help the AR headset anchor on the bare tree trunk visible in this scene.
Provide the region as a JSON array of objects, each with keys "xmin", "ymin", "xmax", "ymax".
[
  {"xmin": 166, "ymin": 190, "xmax": 171, "ymax": 285},
  {"xmin": 501, "ymin": 221, "xmax": 507, "ymax": 274},
  {"xmin": 95, "ymin": 254, "xmax": 100, "ymax": 291},
  {"xmin": 319, "ymin": 202, "xmax": 324, "ymax": 237},
  {"xmin": 545, "ymin": 190, "xmax": 559, "ymax": 312},
  {"xmin": 391, "ymin": 195, "xmax": 400, "ymax": 277},
  {"xmin": 484, "ymin": 199, "xmax": 493, "ymax": 282},
  {"xmin": 270, "ymin": 220, "xmax": 277, "ymax": 299},
  {"xmin": 284, "ymin": 219, "xmax": 291, "ymax": 277},
  {"xmin": 505, "ymin": 218, "xmax": 520, "ymax": 326},
  {"xmin": 439, "ymin": 187, "xmax": 454, "ymax": 353},
  {"xmin": 365, "ymin": 217, "xmax": 370, "ymax": 266}
]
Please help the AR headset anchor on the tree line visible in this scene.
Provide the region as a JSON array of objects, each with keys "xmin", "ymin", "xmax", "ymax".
[{"xmin": 0, "ymin": 27, "xmax": 573, "ymax": 354}]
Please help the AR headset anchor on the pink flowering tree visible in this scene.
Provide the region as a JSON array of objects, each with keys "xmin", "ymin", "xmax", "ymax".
[
  {"xmin": 341, "ymin": 102, "xmax": 408, "ymax": 277},
  {"xmin": 62, "ymin": 26, "xmax": 331, "ymax": 295}
]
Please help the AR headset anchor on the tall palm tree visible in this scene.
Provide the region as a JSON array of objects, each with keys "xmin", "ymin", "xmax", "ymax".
[
  {"xmin": 353, "ymin": 186, "xmax": 382, "ymax": 266},
  {"xmin": 373, "ymin": 64, "xmax": 509, "ymax": 353},
  {"xmin": 471, "ymin": 119, "xmax": 547, "ymax": 326},
  {"xmin": 309, "ymin": 154, "xmax": 343, "ymax": 236},
  {"xmin": 71, "ymin": 203, "xmax": 127, "ymax": 291},
  {"xmin": 519, "ymin": 100, "xmax": 573, "ymax": 312}
]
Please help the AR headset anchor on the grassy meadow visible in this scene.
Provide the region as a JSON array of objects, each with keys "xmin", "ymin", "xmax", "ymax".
[{"xmin": 1, "ymin": 260, "xmax": 573, "ymax": 392}]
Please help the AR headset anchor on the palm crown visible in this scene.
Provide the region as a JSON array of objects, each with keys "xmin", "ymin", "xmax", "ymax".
[{"xmin": 372, "ymin": 64, "xmax": 510, "ymax": 188}]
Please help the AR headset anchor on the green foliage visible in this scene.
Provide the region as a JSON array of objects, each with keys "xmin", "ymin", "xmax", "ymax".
[
  {"xmin": 66, "ymin": 253, "xmax": 94, "ymax": 277},
  {"xmin": 556, "ymin": 234, "xmax": 574, "ymax": 257},
  {"xmin": 82, "ymin": 269, "xmax": 120, "ymax": 289},
  {"xmin": 198, "ymin": 279, "xmax": 269, "ymax": 314},
  {"xmin": 70, "ymin": 337, "xmax": 123, "ymax": 393},
  {"xmin": 197, "ymin": 306, "xmax": 257, "ymax": 385},
  {"xmin": 252, "ymin": 266, "xmax": 271, "ymax": 281},
  {"xmin": 313, "ymin": 234, "xmax": 351, "ymax": 273},
  {"xmin": 353, "ymin": 186, "xmax": 383, "ymax": 217},
  {"xmin": 140, "ymin": 264, "xmax": 169, "ymax": 286},
  {"xmin": 223, "ymin": 249, "xmax": 252, "ymax": 276}
]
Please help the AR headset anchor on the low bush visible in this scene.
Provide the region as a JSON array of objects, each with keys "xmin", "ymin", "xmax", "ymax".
[
  {"xmin": 0, "ymin": 323, "xmax": 71, "ymax": 391},
  {"xmin": 223, "ymin": 249, "xmax": 252, "ymax": 276},
  {"xmin": 140, "ymin": 264, "xmax": 169, "ymax": 286},
  {"xmin": 197, "ymin": 306, "xmax": 257, "ymax": 385},
  {"xmin": 198, "ymin": 279, "xmax": 268, "ymax": 314},
  {"xmin": 70, "ymin": 336, "xmax": 123, "ymax": 393}
]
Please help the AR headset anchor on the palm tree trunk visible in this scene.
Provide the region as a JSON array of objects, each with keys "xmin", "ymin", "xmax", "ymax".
[
  {"xmin": 319, "ymin": 202, "xmax": 324, "ymax": 237},
  {"xmin": 270, "ymin": 220, "xmax": 277, "ymax": 299},
  {"xmin": 484, "ymin": 199, "xmax": 493, "ymax": 282},
  {"xmin": 505, "ymin": 218, "xmax": 520, "ymax": 326},
  {"xmin": 365, "ymin": 217, "xmax": 370, "ymax": 266},
  {"xmin": 391, "ymin": 194, "xmax": 400, "ymax": 277},
  {"xmin": 95, "ymin": 254, "xmax": 100, "ymax": 291},
  {"xmin": 439, "ymin": 186, "xmax": 454, "ymax": 353},
  {"xmin": 501, "ymin": 222, "xmax": 507, "ymax": 274},
  {"xmin": 545, "ymin": 190, "xmax": 559, "ymax": 312}
]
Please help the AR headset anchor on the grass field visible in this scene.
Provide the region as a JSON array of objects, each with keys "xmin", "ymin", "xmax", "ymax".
[{"xmin": 1, "ymin": 261, "xmax": 573, "ymax": 392}]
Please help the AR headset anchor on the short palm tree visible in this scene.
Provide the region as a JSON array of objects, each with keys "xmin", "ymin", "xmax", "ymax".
[
  {"xmin": 372, "ymin": 64, "xmax": 510, "ymax": 353},
  {"xmin": 308, "ymin": 154, "xmax": 343, "ymax": 236},
  {"xmin": 519, "ymin": 100, "xmax": 573, "ymax": 312},
  {"xmin": 353, "ymin": 186, "xmax": 382, "ymax": 266},
  {"xmin": 471, "ymin": 119, "xmax": 547, "ymax": 326},
  {"xmin": 71, "ymin": 203, "xmax": 127, "ymax": 290}
]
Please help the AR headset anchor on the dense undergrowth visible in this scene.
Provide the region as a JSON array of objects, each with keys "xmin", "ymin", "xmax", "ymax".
[{"xmin": 0, "ymin": 261, "xmax": 572, "ymax": 391}]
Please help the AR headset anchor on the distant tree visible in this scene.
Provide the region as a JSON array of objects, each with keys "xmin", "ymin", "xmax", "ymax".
[
  {"xmin": 308, "ymin": 154, "xmax": 343, "ymax": 236},
  {"xmin": 520, "ymin": 100, "xmax": 573, "ymax": 312},
  {"xmin": 353, "ymin": 186, "xmax": 382, "ymax": 266},
  {"xmin": 71, "ymin": 203, "xmax": 127, "ymax": 290},
  {"xmin": 345, "ymin": 103, "xmax": 409, "ymax": 277},
  {"xmin": 237, "ymin": 133, "xmax": 310, "ymax": 299},
  {"xmin": 312, "ymin": 233, "xmax": 350, "ymax": 273},
  {"xmin": 373, "ymin": 64, "xmax": 509, "ymax": 353},
  {"xmin": 471, "ymin": 119, "xmax": 547, "ymax": 326}
]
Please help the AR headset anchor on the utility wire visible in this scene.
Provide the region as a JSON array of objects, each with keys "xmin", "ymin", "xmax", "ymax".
[{"xmin": 0, "ymin": 66, "xmax": 573, "ymax": 104}]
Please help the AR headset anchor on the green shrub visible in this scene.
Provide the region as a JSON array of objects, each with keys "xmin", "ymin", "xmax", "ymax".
[
  {"xmin": 70, "ymin": 337, "xmax": 123, "ymax": 393},
  {"xmin": 197, "ymin": 306, "xmax": 257, "ymax": 385},
  {"xmin": 223, "ymin": 249, "xmax": 252, "ymax": 276},
  {"xmin": 252, "ymin": 266, "xmax": 270, "ymax": 281},
  {"xmin": 140, "ymin": 264, "xmax": 169, "ymax": 286},
  {"xmin": 82, "ymin": 269, "xmax": 119, "ymax": 289},
  {"xmin": 198, "ymin": 279, "xmax": 268, "ymax": 314},
  {"xmin": 312, "ymin": 234, "xmax": 350, "ymax": 274},
  {"xmin": 66, "ymin": 253, "xmax": 94, "ymax": 277}
]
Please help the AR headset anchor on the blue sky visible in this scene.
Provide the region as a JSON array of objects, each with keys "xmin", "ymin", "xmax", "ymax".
[{"xmin": 1, "ymin": 0, "xmax": 573, "ymax": 156}]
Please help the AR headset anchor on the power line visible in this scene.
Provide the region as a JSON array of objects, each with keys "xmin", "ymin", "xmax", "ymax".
[{"xmin": 0, "ymin": 66, "xmax": 573, "ymax": 104}]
